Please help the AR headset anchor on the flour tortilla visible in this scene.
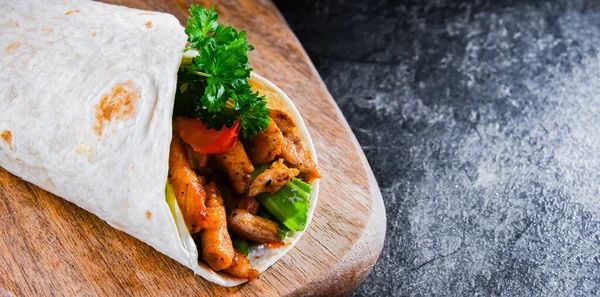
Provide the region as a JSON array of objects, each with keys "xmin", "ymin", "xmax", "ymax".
[{"xmin": 0, "ymin": 0, "xmax": 319, "ymax": 286}]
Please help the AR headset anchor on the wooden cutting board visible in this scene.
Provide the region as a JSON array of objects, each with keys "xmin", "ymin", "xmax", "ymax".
[{"xmin": 0, "ymin": 0, "xmax": 385, "ymax": 296}]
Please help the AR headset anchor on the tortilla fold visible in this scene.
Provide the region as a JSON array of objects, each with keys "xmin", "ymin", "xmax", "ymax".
[{"xmin": 0, "ymin": 0, "xmax": 319, "ymax": 286}]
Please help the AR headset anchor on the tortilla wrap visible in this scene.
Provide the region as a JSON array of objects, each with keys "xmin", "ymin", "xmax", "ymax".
[{"xmin": 0, "ymin": 0, "xmax": 319, "ymax": 286}]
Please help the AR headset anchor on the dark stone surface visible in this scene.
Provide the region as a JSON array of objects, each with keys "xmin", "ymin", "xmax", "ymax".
[{"xmin": 273, "ymin": 0, "xmax": 600, "ymax": 296}]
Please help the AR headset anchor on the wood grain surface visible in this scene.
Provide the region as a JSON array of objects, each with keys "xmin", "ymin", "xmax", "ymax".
[{"xmin": 0, "ymin": 0, "xmax": 386, "ymax": 296}]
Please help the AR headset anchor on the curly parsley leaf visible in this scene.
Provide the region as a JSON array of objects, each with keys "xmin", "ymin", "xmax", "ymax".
[
  {"xmin": 184, "ymin": 5, "xmax": 218, "ymax": 50},
  {"xmin": 176, "ymin": 5, "xmax": 270, "ymax": 137}
]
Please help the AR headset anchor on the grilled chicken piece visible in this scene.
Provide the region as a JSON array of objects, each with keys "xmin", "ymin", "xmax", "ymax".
[
  {"xmin": 244, "ymin": 120, "xmax": 283, "ymax": 165},
  {"xmin": 184, "ymin": 143, "xmax": 211, "ymax": 174},
  {"xmin": 269, "ymin": 109, "xmax": 321, "ymax": 181},
  {"xmin": 223, "ymin": 251, "xmax": 259, "ymax": 281},
  {"xmin": 228, "ymin": 209, "xmax": 283, "ymax": 244},
  {"xmin": 269, "ymin": 109, "xmax": 295, "ymax": 135},
  {"xmin": 168, "ymin": 136, "xmax": 207, "ymax": 233},
  {"xmin": 248, "ymin": 158, "xmax": 299, "ymax": 197},
  {"xmin": 214, "ymin": 141, "xmax": 254, "ymax": 194},
  {"xmin": 280, "ymin": 135, "xmax": 321, "ymax": 181},
  {"xmin": 200, "ymin": 182, "xmax": 235, "ymax": 271},
  {"xmin": 215, "ymin": 180, "xmax": 237, "ymax": 212},
  {"xmin": 237, "ymin": 195, "xmax": 260, "ymax": 215}
]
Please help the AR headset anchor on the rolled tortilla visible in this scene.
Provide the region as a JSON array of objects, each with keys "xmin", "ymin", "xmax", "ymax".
[{"xmin": 0, "ymin": 0, "xmax": 319, "ymax": 287}]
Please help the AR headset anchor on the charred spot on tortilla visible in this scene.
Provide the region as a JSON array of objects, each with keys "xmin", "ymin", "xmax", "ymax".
[
  {"xmin": 145, "ymin": 21, "xmax": 152, "ymax": 28},
  {"xmin": 93, "ymin": 81, "xmax": 140, "ymax": 136},
  {"xmin": 1, "ymin": 130, "xmax": 12, "ymax": 151},
  {"xmin": 65, "ymin": 9, "xmax": 80, "ymax": 15},
  {"xmin": 92, "ymin": 32, "xmax": 96, "ymax": 36},
  {"xmin": 5, "ymin": 42, "xmax": 21, "ymax": 56},
  {"xmin": 8, "ymin": 19, "xmax": 18, "ymax": 28},
  {"xmin": 145, "ymin": 211, "xmax": 152, "ymax": 220}
]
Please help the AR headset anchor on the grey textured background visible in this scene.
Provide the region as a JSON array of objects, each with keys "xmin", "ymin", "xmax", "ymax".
[{"xmin": 274, "ymin": 0, "xmax": 600, "ymax": 296}]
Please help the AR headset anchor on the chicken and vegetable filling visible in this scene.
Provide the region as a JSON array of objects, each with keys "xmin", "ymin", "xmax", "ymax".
[
  {"xmin": 167, "ymin": 5, "xmax": 320, "ymax": 280},
  {"xmin": 168, "ymin": 109, "xmax": 320, "ymax": 280}
]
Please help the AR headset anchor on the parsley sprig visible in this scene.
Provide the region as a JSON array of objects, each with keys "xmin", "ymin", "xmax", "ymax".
[{"xmin": 174, "ymin": 5, "xmax": 270, "ymax": 137}]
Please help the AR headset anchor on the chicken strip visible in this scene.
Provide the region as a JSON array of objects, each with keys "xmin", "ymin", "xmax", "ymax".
[
  {"xmin": 214, "ymin": 141, "xmax": 254, "ymax": 194},
  {"xmin": 215, "ymin": 179, "xmax": 237, "ymax": 212},
  {"xmin": 228, "ymin": 209, "xmax": 283, "ymax": 244},
  {"xmin": 237, "ymin": 195, "xmax": 260, "ymax": 215},
  {"xmin": 269, "ymin": 109, "xmax": 321, "ymax": 181},
  {"xmin": 280, "ymin": 135, "xmax": 321, "ymax": 181},
  {"xmin": 244, "ymin": 120, "xmax": 283, "ymax": 165},
  {"xmin": 248, "ymin": 158, "xmax": 299, "ymax": 197},
  {"xmin": 168, "ymin": 136, "xmax": 207, "ymax": 233},
  {"xmin": 184, "ymin": 143, "xmax": 211, "ymax": 174},
  {"xmin": 223, "ymin": 251, "xmax": 259, "ymax": 281},
  {"xmin": 269, "ymin": 109, "xmax": 295, "ymax": 135},
  {"xmin": 200, "ymin": 182, "xmax": 235, "ymax": 271}
]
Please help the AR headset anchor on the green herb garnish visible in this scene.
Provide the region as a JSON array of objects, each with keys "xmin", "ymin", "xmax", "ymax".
[{"xmin": 175, "ymin": 5, "xmax": 270, "ymax": 137}]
